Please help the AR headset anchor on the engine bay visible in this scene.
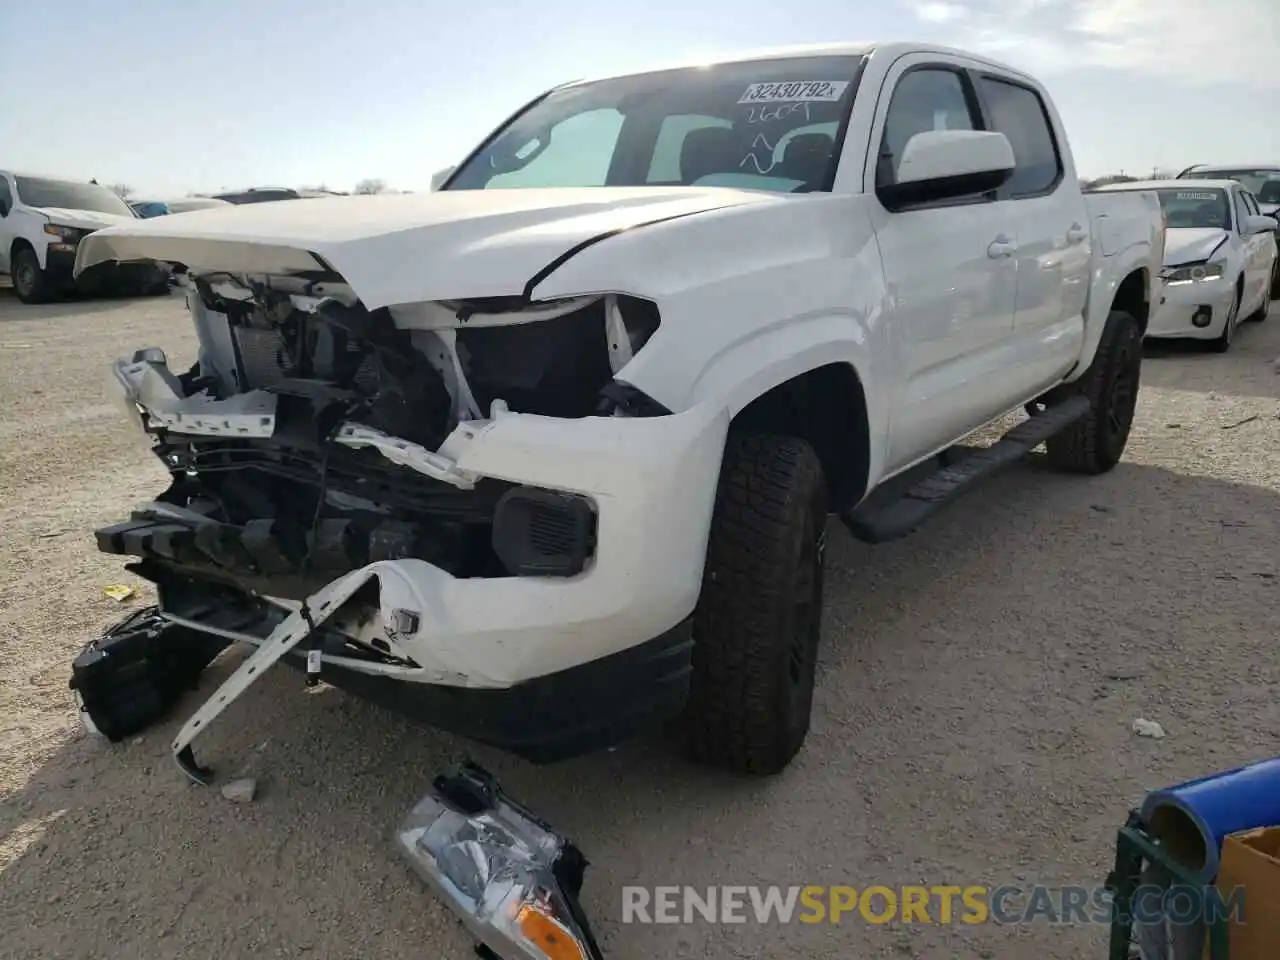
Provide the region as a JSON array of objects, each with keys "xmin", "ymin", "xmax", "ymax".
[{"xmin": 97, "ymin": 278, "xmax": 662, "ymax": 600}]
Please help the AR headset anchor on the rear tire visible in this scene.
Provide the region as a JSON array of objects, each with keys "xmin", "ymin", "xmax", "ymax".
[
  {"xmin": 680, "ymin": 434, "xmax": 827, "ymax": 775},
  {"xmin": 1044, "ymin": 309, "xmax": 1142, "ymax": 475},
  {"xmin": 1270, "ymin": 253, "xmax": 1280, "ymax": 300},
  {"xmin": 12, "ymin": 247, "xmax": 53, "ymax": 304}
]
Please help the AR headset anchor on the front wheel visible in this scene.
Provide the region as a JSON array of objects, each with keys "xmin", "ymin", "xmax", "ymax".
[
  {"xmin": 12, "ymin": 247, "xmax": 53, "ymax": 304},
  {"xmin": 1044, "ymin": 309, "xmax": 1143, "ymax": 475},
  {"xmin": 679, "ymin": 434, "xmax": 827, "ymax": 775},
  {"xmin": 1209, "ymin": 286, "xmax": 1241, "ymax": 352},
  {"xmin": 1246, "ymin": 284, "xmax": 1270, "ymax": 323}
]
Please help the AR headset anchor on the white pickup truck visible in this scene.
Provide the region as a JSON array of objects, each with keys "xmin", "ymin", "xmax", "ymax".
[
  {"xmin": 73, "ymin": 41, "xmax": 1165, "ymax": 782},
  {"xmin": 0, "ymin": 171, "xmax": 169, "ymax": 302}
]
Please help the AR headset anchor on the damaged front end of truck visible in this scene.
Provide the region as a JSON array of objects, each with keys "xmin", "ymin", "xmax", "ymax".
[{"xmin": 72, "ymin": 191, "xmax": 741, "ymax": 784}]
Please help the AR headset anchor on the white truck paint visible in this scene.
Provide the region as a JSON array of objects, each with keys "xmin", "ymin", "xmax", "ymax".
[
  {"xmin": 75, "ymin": 41, "xmax": 1166, "ymax": 776},
  {"xmin": 1094, "ymin": 178, "xmax": 1277, "ymax": 348}
]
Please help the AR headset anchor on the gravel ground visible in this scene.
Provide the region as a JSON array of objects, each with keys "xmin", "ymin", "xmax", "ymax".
[{"xmin": 1, "ymin": 287, "xmax": 1278, "ymax": 960}]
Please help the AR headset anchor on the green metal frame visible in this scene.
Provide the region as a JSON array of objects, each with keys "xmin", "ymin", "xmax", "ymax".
[{"xmin": 1106, "ymin": 810, "xmax": 1231, "ymax": 960}]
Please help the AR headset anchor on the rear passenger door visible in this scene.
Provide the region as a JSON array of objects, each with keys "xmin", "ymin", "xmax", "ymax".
[
  {"xmin": 973, "ymin": 72, "xmax": 1090, "ymax": 398},
  {"xmin": 866, "ymin": 55, "xmax": 1021, "ymax": 473}
]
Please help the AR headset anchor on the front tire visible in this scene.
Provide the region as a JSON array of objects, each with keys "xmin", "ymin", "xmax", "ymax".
[
  {"xmin": 1209, "ymin": 286, "xmax": 1241, "ymax": 352},
  {"xmin": 12, "ymin": 247, "xmax": 53, "ymax": 304},
  {"xmin": 680, "ymin": 434, "xmax": 827, "ymax": 775},
  {"xmin": 1246, "ymin": 282, "xmax": 1271, "ymax": 323},
  {"xmin": 1044, "ymin": 309, "xmax": 1142, "ymax": 475}
]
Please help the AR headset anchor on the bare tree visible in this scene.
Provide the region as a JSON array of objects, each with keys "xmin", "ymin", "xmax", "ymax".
[
  {"xmin": 109, "ymin": 183, "xmax": 135, "ymax": 199},
  {"xmin": 354, "ymin": 178, "xmax": 387, "ymax": 195}
]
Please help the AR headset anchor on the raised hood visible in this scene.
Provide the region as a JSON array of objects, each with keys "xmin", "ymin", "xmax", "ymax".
[
  {"xmin": 1163, "ymin": 227, "xmax": 1229, "ymax": 266},
  {"xmin": 74, "ymin": 187, "xmax": 774, "ymax": 309}
]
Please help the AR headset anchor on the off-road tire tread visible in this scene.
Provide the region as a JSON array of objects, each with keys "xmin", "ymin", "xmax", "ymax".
[
  {"xmin": 1044, "ymin": 310, "xmax": 1141, "ymax": 475},
  {"xmin": 682, "ymin": 433, "xmax": 825, "ymax": 775}
]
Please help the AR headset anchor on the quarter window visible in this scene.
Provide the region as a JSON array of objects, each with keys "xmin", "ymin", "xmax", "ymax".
[
  {"xmin": 877, "ymin": 68, "xmax": 977, "ymax": 186},
  {"xmin": 977, "ymin": 76, "xmax": 1062, "ymax": 197}
]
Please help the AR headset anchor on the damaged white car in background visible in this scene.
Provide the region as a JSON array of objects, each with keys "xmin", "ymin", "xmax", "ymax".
[{"xmin": 69, "ymin": 40, "xmax": 1167, "ymax": 960}]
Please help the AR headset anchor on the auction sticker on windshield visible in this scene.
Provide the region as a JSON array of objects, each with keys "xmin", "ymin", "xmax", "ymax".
[
  {"xmin": 738, "ymin": 81, "xmax": 850, "ymax": 104},
  {"xmin": 1176, "ymin": 192, "xmax": 1219, "ymax": 201}
]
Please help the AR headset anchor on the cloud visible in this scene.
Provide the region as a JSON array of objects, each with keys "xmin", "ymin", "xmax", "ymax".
[
  {"xmin": 902, "ymin": 0, "xmax": 1280, "ymax": 88},
  {"xmin": 912, "ymin": 2, "xmax": 969, "ymax": 23}
]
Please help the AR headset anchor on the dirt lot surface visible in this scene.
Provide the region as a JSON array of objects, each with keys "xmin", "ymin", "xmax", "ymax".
[{"xmin": 1, "ymin": 287, "xmax": 1278, "ymax": 960}]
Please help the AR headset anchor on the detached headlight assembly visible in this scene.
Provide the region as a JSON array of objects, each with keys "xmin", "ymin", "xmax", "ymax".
[
  {"xmin": 395, "ymin": 762, "xmax": 604, "ymax": 960},
  {"xmin": 1162, "ymin": 261, "xmax": 1225, "ymax": 285}
]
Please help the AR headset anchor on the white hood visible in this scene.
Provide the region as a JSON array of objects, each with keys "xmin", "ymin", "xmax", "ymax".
[
  {"xmin": 1163, "ymin": 227, "xmax": 1229, "ymax": 266},
  {"xmin": 74, "ymin": 187, "xmax": 776, "ymax": 309},
  {"xmin": 35, "ymin": 206, "xmax": 137, "ymax": 231}
]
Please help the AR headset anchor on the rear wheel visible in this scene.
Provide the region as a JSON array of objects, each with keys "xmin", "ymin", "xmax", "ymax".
[
  {"xmin": 1270, "ymin": 252, "xmax": 1280, "ymax": 300},
  {"xmin": 679, "ymin": 434, "xmax": 827, "ymax": 775},
  {"xmin": 12, "ymin": 247, "xmax": 53, "ymax": 304},
  {"xmin": 1044, "ymin": 310, "xmax": 1142, "ymax": 475}
]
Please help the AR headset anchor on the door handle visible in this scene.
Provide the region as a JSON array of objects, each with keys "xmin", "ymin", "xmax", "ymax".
[
  {"xmin": 1066, "ymin": 223, "xmax": 1088, "ymax": 244},
  {"xmin": 987, "ymin": 236, "xmax": 1017, "ymax": 259}
]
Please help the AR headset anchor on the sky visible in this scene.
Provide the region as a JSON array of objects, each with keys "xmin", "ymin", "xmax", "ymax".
[{"xmin": 3, "ymin": 0, "xmax": 1277, "ymax": 197}]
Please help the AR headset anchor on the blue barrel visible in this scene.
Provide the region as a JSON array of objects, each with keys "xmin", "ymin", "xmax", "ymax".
[{"xmin": 1140, "ymin": 756, "xmax": 1280, "ymax": 882}]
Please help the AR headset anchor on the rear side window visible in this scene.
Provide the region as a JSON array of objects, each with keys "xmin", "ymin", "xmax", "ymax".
[{"xmin": 977, "ymin": 76, "xmax": 1062, "ymax": 197}]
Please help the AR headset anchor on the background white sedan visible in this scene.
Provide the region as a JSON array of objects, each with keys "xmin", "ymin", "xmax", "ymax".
[{"xmin": 1095, "ymin": 178, "xmax": 1277, "ymax": 352}]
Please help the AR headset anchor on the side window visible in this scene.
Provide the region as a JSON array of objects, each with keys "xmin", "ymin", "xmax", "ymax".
[
  {"xmin": 977, "ymin": 76, "xmax": 1062, "ymax": 197},
  {"xmin": 1242, "ymin": 192, "xmax": 1260, "ymax": 216},
  {"xmin": 647, "ymin": 115, "xmax": 732, "ymax": 183},
  {"xmin": 488, "ymin": 108, "xmax": 624, "ymax": 188},
  {"xmin": 1233, "ymin": 190, "xmax": 1250, "ymax": 233},
  {"xmin": 0, "ymin": 176, "xmax": 12, "ymax": 216},
  {"xmin": 877, "ymin": 68, "xmax": 977, "ymax": 186}
]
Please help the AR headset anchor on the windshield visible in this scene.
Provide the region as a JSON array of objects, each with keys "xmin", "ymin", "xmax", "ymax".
[
  {"xmin": 1182, "ymin": 168, "xmax": 1280, "ymax": 204},
  {"xmin": 1154, "ymin": 188, "xmax": 1231, "ymax": 230},
  {"xmin": 14, "ymin": 177, "xmax": 135, "ymax": 216},
  {"xmin": 445, "ymin": 55, "xmax": 865, "ymax": 195}
]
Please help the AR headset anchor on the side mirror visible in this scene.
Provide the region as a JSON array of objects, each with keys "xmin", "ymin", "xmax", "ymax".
[
  {"xmin": 878, "ymin": 130, "xmax": 1015, "ymax": 210},
  {"xmin": 1245, "ymin": 214, "xmax": 1277, "ymax": 235},
  {"xmin": 430, "ymin": 165, "xmax": 457, "ymax": 191}
]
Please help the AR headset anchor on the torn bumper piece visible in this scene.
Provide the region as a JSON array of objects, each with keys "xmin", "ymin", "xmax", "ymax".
[{"xmin": 396, "ymin": 762, "xmax": 604, "ymax": 960}]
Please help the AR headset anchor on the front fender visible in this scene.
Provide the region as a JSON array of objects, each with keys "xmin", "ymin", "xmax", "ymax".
[{"xmin": 530, "ymin": 194, "xmax": 891, "ymax": 479}]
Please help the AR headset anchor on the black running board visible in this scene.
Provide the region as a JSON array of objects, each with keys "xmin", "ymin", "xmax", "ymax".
[{"xmin": 841, "ymin": 395, "xmax": 1091, "ymax": 544}]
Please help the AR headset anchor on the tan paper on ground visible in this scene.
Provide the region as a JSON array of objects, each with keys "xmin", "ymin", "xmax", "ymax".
[{"xmin": 1212, "ymin": 826, "xmax": 1280, "ymax": 960}]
